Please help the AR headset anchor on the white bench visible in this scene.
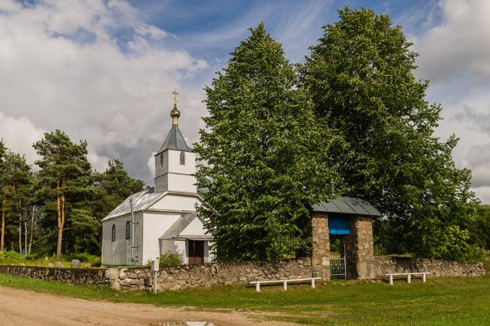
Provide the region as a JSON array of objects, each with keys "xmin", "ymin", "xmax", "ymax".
[
  {"xmin": 386, "ymin": 272, "xmax": 430, "ymax": 285},
  {"xmin": 250, "ymin": 277, "xmax": 321, "ymax": 292}
]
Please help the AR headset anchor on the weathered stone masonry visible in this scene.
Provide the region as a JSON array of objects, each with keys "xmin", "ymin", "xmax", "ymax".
[
  {"xmin": 0, "ymin": 265, "xmax": 107, "ymax": 285},
  {"xmin": 345, "ymin": 216, "xmax": 375, "ymax": 280},
  {"xmin": 0, "ymin": 256, "xmax": 486, "ymax": 291},
  {"xmin": 311, "ymin": 212, "xmax": 330, "ymax": 280}
]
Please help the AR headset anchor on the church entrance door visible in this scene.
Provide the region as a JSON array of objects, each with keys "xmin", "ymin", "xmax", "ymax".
[{"xmin": 188, "ymin": 240, "xmax": 204, "ymax": 265}]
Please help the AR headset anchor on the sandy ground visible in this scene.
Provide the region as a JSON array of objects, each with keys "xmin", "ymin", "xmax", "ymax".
[{"xmin": 0, "ymin": 286, "xmax": 295, "ymax": 326}]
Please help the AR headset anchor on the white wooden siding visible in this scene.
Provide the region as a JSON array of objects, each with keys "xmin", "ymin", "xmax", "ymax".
[
  {"xmin": 141, "ymin": 212, "xmax": 181, "ymax": 263},
  {"xmin": 101, "ymin": 212, "xmax": 143, "ymax": 266}
]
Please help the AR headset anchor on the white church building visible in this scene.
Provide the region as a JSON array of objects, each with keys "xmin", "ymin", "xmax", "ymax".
[{"xmin": 101, "ymin": 93, "xmax": 214, "ymax": 266}]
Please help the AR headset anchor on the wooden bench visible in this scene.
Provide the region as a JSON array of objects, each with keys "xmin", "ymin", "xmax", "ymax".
[
  {"xmin": 386, "ymin": 272, "xmax": 430, "ymax": 285},
  {"xmin": 250, "ymin": 277, "xmax": 321, "ymax": 292}
]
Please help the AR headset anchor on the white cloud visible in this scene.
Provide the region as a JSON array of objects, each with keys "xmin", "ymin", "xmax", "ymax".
[
  {"xmin": 0, "ymin": 0, "xmax": 209, "ymax": 183},
  {"xmin": 413, "ymin": 0, "xmax": 490, "ymax": 202},
  {"xmin": 415, "ymin": 0, "xmax": 490, "ymax": 81},
  {"xmin": 0, "ymin": 113, "xmax": 45, "ymax": 167}
]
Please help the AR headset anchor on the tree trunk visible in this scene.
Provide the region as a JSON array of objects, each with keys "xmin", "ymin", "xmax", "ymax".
[
  {"xmin": 28, "ymin": 206, "xmax": 35, "ymax": 256},
  {"xmin": 24, "ymin": 219, "xmax": 28, "ymax": 257},
  {"xmin": 1, "ymin": 197, "xmax": 6, "ymax": 252},
  {"xmin": 56, "ymin": 176, "xmax": 66, "ymax": 262},
  {"xmin": 56, "ymin": 226, "xmax": 63, "ymax": 262},
  {"xmin": 18, "ymin": 219, "xmax": 22, "ymax": 255}
]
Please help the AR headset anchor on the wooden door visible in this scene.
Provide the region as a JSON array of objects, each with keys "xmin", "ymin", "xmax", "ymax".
[{"xmin": 188, "ymin": 240, "xmax": 204, "ymax": 265}]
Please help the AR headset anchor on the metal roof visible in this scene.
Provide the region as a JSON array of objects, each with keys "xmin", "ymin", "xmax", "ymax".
[
  {"xmin": 311, "ymin": 197, "xmax": 381, "ymax": 217},
  {"xmin": 160, "ymin": 213, "xmax": 208, "ymax": 240},
  {"xmin": 102, "ymin": 188, "xmax": 165, "ymax": 221},
  {"xmin": 157, "ymin": 125, "xmax": 191, "ymax": 153}
]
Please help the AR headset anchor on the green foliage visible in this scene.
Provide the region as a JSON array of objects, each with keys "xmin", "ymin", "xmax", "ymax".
[
  {"xmin": 470, "ymin": 205, "xmax": 490, "ymax": 250},
  {"xmin": 301, "ymin": 8, "xmax": 479, "ymax": 259},
  {"xmin": 195, "ymin": 23, "xmax": 341, "ymax": 262},
  {"xmin": 0, "ymin": 149, "xmax": 33, "ymax": 251},
  {"xmin": 64, "ymin": 252, "xmax": 101, "ymax": 266},
  {"xmin": 158, "ymin": 251, "xmax": 184, "ymax": 267},
  {"xmin": 33, "ymin": 130, "xmax": 95, "ymax": 258},
  {"xmin": 0, "ymin": 250, "xmax": 23, "ymax": 264}
]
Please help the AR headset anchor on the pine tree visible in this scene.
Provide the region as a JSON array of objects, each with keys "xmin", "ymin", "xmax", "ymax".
[
  {"xmin": 195, "ymin": 24, "xmax": 340, "ymax": 262},
  {"xmin": 301, "ymin": 8, "xmax": 478, "ymax": 259},
  {"xmin": 33, "ymin": 130, "xmax": 93, "ymax": 261},
  {"xmin": 0, "ymin": 150, "xmax": 32, "ymax": 252}
]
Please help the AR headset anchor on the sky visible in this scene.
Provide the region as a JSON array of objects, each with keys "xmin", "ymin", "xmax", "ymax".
[{"xmin": 1, "ymin": 0, "xmax": 490, "ymax": 202}]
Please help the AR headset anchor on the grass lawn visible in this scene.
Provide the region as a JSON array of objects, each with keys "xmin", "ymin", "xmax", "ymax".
[{"xmin": 0, "ymin": 274, "xmax": 489, "ymax": 325}]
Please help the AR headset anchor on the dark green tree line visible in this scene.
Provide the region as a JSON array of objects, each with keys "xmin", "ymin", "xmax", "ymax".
[{"xmin": 0, "ymin": 133, "xmax": 143, "ymax": 259}]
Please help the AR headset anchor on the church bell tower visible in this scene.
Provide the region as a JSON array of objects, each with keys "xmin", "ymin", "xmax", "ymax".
[{"xmin": 154, "ymin": 91, "xmax": 197, "ymax": 193}]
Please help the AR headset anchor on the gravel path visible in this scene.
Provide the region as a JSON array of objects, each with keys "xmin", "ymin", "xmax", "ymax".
[{"xmin": 0, "ymin": 286, "xmax": 292, "ymax": 326}]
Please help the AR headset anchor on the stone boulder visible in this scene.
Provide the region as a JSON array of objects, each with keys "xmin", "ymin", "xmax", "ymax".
[{"xmin": 71, "ymin": 260, "xmax": 81, "ymax": 269}]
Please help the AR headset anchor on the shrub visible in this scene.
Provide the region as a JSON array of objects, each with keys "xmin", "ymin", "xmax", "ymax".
[
  {"xmin": 0, "ymin": 251, "xmax": 23, "ymax": 265},
  {"xmin": 147, "ymin": 251, "xmax": 184, "ymax": 268},
  {"xmin": 159, "ymin": 251, "xmax": 184, "ymax": 267}
]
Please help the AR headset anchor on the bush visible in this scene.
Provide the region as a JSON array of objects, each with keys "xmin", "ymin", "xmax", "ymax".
[
  {"xmin": 159, "ymin": 251, "xmax": 183, "ymax": 267},
  {"xmin": 147, "ymin": 251, "xmax": 184, "ymax": 268},
  {"xmin": 0, "ymin": 251, "xmax": 23, "ymax": 265}
]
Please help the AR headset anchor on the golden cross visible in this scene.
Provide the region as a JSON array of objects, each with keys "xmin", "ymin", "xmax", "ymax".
[{"xmin": 172, "ymin": 90, "xmax": 179, "ymax": 106}]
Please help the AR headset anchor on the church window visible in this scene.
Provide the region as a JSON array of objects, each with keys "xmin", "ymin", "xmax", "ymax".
[
  {"xmin": 180, "ymin": 151, "xmax": 185, "ymax": 165},
  {"xmin": 111, "ymin": 225, "xmax": 116, "ymax": 242},
  {"xmin": 160, "ymin": 153, "xmax": 163, "ymax": 167},
  {"xmin": 126, "ymin": 221, "xmax": 131, "ymax": 240}
]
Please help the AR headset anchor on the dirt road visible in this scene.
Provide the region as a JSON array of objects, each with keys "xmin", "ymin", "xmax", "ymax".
[{"xmin": 0, "ymin": 286, "xmax": 293, "ymax": 326}]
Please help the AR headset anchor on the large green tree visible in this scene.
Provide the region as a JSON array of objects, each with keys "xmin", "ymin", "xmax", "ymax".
[
  {"xmin": 33, "ymin": 130, "xmax": 94, "ymax": 261},
  {"xmin": 0, "ymin": 150, "xmax": 32, "ymax": 253},
  {"xmin": 195, "ymin": 24, "xmax": 341, "ymax": 262},
  {"xmin": 301, "ymin": 8, "xmax": 478, "ymax": 259}
]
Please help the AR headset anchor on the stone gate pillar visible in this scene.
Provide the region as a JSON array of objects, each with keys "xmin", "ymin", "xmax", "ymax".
[
  {"xmin": 311, "ymin": 212, "xmax": 330, "ymax": 281},
  {"xmin": 345, "ymin": 216, "xmax": 375, "ymax": 280}
]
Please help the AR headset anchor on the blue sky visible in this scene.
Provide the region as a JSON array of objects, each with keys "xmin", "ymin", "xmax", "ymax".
[
  {"xmin": 2, "ymin": 0, "xmax": 490, "ymax": 202},
  {"xmin": 125, "ymin": 0, "xmax": 438, "ymax": 61}
]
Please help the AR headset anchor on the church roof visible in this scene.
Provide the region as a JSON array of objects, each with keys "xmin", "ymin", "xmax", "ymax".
[
  {"xmin": 102, "ymin": 188, "xmax": 164, "ymax": 221},
  {"xmin": 157, "ymin": 125, "xmax": 191, "ymax": 154},
  {"xmin": 311, "ymin": 197, "xmax": 381, "ymax": 217},
  {"xmin": 159, "ymin": 213, "xmax": 211, "ymax": 240}
]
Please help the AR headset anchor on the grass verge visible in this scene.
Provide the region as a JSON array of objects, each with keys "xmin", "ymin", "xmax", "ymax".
[{"xmin": 0, "ymin": 274, "xmax": 489, "ymax": 325}]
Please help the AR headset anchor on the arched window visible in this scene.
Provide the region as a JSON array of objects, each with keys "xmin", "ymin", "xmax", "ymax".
[
  {"xmin": 126, "ymin": 221, "xmax": 131, "ymax": 240},
  {"xmin": 111, "ymin": 225, "xmax": 116, "ymax": 242},
  {"xmin": 160, "ymin": 153, "xmax": 164, "ymax": 167},
  {"xmin": 180, "ymin": 151, "xmax": 185, "ymax": 165}
]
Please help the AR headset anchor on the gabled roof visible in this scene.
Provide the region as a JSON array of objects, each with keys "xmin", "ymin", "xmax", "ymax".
[
  {"xmin": 157, "ymin": 125, "xmax": 191, "ymax": 154},
  {"xmin": 102, "ymin": 188, "xmax": 165, "ymax": 221},
  {"xmin": 160, "ymin": 213, "xmax": 212, "ymax": 240},
  {"xmin": 311, "ymin": 197, "xmax": 381, "ymax": 217}
]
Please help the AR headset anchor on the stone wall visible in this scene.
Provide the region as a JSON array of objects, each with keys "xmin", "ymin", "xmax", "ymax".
[
  {"xmin": 0, "ymin": 256, "xmax": 486, "ymax": 292},
  {"xmin": 0, "ymin": 265, "xmax": 107, "ymax": 285},
  {"xmin": 345, "ymin": 216, "xmax": 375, "ymax": 280},
  {"xmin": 311, "ymin": 213, "xmax": 330, "ymax": 280},
  {"xmin": 106, "ymin": 258, "xmax": 313, "ymax": 291},
  {"xmin": 373, "ymin": 256, "xmax": 487, "ymax": 278}
]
